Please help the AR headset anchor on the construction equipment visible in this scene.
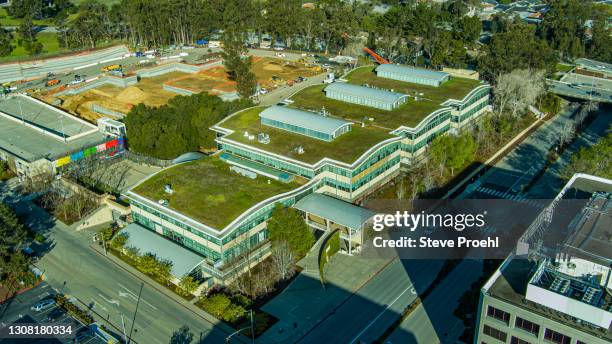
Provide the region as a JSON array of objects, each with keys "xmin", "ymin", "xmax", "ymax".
[
  {"xmin": 363, "ymin": 47, "xmax": 389, "ymax": 64},
  {"xmin": 101, "ymin": 64, "xmax": 122, "ymax": 72},
  {"xmin": 45, "ymin": 79, "xmax": 61, "ymax": 87}
]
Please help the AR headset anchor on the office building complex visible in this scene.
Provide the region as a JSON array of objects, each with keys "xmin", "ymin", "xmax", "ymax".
[{"xmin": 125, "ymin": 65, "xmax": 491, "ymax": 286}]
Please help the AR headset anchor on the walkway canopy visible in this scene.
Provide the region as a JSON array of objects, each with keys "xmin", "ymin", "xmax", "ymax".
[
  {"xmin": 294, "ymin": 193, "xmax": 375, "ymax": 230},
  {"xmin": 119, "ymin": 223, "xmax": 205, "ymax": 278}
]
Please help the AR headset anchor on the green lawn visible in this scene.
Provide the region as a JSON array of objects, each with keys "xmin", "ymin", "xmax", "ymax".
[
  {"xmin": 555, "ymin": 63, "xmax": 575, "ymax": 73},
  {"xmin": 132, "ymin": 157, "xmax": 300, "ymax": 229},
  {"xmin": 5, "ymin": 32, "xmax": 62, "ymax": 59},
  {"xmin": 220, "ymin": 107, "xmax": 395, "ymax": 165},
  {"xmin": 0, "ymin": 9, "xmax": 54, "ymax": 26}
]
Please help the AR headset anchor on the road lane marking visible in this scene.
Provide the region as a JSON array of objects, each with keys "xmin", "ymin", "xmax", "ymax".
[
  {"xmin": 98, "ymin": 293, "xmax": 120, "ymax": 306},
  {"xmin": 117, "ymin": 283, "xmax": 158, "ymax": 310},
  {"xmin": 349, "ymin": 283, "xmax": 415, "ymax": 344}
]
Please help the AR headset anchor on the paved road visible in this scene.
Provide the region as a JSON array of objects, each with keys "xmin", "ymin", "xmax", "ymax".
[
  {"xmin": 386, "ymin": 260, "xmax": 483, "ymax": 344},
  {"xmin": 258, "ymin": 72, "xmax": 327, "ymax": 106},
  {"xmin": 527, "ymin": 105, "xmax": 611, "ymax": 198},
  {"xmin": 295, "ymin": 260, "xmax": 443, "ymax": 344},
  {"xmin": 0, "ymin": 184, "xmax": 233, "ymax": 344},
  {"xmin": 547, "ymin": 79, "xmax": 612, "ymax": 103}
]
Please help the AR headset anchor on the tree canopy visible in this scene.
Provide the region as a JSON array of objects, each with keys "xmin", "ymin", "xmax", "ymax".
[
  {"xmin": 124, "ymin": 92, "xmax": 251, "ymax": 159},
  {"xmin": 267, "ymin": 205, "xmax": 314, "ymax": 258}
]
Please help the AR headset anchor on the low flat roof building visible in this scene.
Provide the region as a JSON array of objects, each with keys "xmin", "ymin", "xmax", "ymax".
[
  {"xmin": 0, "ymin": 94, "xmax": 125, "ymax": 178},
  {"xmin": 375, "ymin": 64, "xmax": 450, "ymax": 87},
  {"xmin": 476, "ymin": 174, "xmax": 612, "ymax": 344},
  {"xmin": 324, "ymin": 82, "xmax": 408, "ymax": 111},
  {"xmin": 259, "ymin": 106, "xmax": 352, "ymax": 142}
]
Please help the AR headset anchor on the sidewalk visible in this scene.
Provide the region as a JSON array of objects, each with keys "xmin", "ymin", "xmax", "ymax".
[{"xmin": 89, "ymin": 243, "xmax": 246, "ymax": 343}]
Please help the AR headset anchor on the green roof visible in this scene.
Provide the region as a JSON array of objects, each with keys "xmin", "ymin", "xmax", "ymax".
[
  {"xmin": 289, "ymin": 66, "xmax": 482, "ymax": 129},
  {"xmin": 215, "ymin": 67, "xmax": 483, "ymax": 165},
  {"xmin": 132, "ymin": 157, "xmax": 301, "ymax": 229},
  {"xmin": 219, "ymin": 107, "xmax": 395, "ymax": 165}
]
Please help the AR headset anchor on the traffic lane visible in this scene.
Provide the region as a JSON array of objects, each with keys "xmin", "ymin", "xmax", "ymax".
[
  {"xmin": 297, "ymin": 259, "xmax": 443, "ymax": 344},
  {"xmin": 37, "ymin": 224, "xmax": 229, "ymax": 344}
]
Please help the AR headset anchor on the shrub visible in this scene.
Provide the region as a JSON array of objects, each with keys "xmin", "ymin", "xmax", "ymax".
[
  {"xmin": 177, "ymin": 275, "xmax": 199, "ymax": 296},
  {"xmin": 198, "ymin": 293, "xmax": 246, "ymax": 323},
  {"xmin": 55, "ymin": 295, "xmax": 94, "ymax": 325},
  {"xmin": 110, "ymin": 233, "xmax": 128, "ymax": 250}
]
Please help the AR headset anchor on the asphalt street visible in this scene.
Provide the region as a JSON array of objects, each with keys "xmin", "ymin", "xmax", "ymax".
[
  {"xmin": 0, "ymin": 191, "xmax": 234, "ymax": 344},
  {"xmin": 295, "ymin": 260, "xmax": 443, "ymax": 344}
]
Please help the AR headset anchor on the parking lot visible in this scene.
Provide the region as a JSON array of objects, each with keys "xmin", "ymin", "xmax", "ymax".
[{"xmin": 0, "ymin": 282, "xmax": 108, "ymax": 344}]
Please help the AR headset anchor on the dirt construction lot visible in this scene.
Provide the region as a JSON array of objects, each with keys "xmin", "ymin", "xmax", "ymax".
[
  {"xmin": 38, "ymin": 57, "xmax": 320, "ymax": 123},
  {"xmin": 48, "ymin": 71, "xmax": 188, "ymax": 122}
]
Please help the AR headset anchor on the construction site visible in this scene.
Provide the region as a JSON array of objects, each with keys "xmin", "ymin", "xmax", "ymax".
[{"xmin": 32, "ymin": 56, "xmax": 320, "ymax": 123}]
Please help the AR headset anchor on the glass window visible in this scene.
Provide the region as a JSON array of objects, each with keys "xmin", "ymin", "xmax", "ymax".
[
  {"xmin": 510, "ymin": 337, "xmax": 531, "ymax": 344},
  {"xmin": 544, "ymin": 329, "xmax": 571, "ymax": 344},
  {"xmin": 483, "ymin": 325, "xmax": 507, "ymax": 342},
  {"xmin": 487, "ymin": 305, "xmax": 510, "ymax": 325},
  {"xmin": 514, "ymin": 317, "xmax": 539, "ymax": 336}
]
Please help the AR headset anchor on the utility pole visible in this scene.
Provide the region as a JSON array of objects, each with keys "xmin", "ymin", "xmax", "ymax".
[{"xmin": 127, "ymin": 282, "xmax": 144, "ymax": 344}]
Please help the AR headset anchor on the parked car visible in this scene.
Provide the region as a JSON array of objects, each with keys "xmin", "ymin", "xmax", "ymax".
[
  {"xmin": 31, "ymin": 298, "xmax": 55, "ymax": 312},
  {"xmin": 46, "ymin": 308, "xmax": 65, "ymax": 322},
  {"xmin": 74, "ymin": 328, "xmax": 95, "ymax": 343},
  {"xmin": 297, "ymin": 76, "xmax": 307, "ymax": 82},
  {"xmin": 259, "ymin": 88, "xmax": 268, "ymax": 95}
]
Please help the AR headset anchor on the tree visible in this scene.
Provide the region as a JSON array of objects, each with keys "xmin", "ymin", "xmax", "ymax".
[
  {"xmin": 562, "ymin": 130, "xmax": 611, "ymax": 180},
  {"xmin": 177, "ymin": 275, "xmax": 199, "ymax": 296},
  {"xmin": 198, "ymin": 293, "xmax": 246, "ymax": 323},
  {"xmin": 0, "ymin": 28, "xmax": 13, "ymax": 57},
  {"xmin": 0, "ymin": 203, "xmax": 31, "ymax": 293},
  {"xmin": 494, "ymin": 69, "xmax": 545, "ymax": 118},
  {"xmin": 18, "ymin": 15, "xmax": 42, "ymax": 55},
  {"xmin": 271, "ymin": 240, "xmax": 295, "ymax": 280},
  {"xmin": 110, "ymin": 233, "xmax": 128, "ymax": 250},
  {"xmin": 267, "ymin": 205, "xmax": 314, "ymax": 258},
  {"xmin": 124, "ymin": 93, "xmax": 251, "ymax": 159},
  {"xmin": 169, "ymin": 325, "xmax": 194, "ymax": 344},
  {"xmin": 222, "ymin": 29, "xmax": 257, "ymax": 99},
  {"xmin": 478, "ymin": 23, "xmax": 555, "ymax": 82}
]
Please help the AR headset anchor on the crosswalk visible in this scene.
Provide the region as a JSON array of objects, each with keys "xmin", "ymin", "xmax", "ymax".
[{"xmin": 475, "ymin": 186, "xmax": 544, "ymax": 209}]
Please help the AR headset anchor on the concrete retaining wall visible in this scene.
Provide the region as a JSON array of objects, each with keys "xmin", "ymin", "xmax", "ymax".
[
  {"xmin": 136, "ymin": 62, "xmax": 202, "ymax": 78},
  {"xmin": 58, "ymin": 76, "xmax": 138, "ymax": 96},
  {"xmin": 91, "ymin": 104, "xmax": 126, "ymax": 118},
  {"xmin": 162, "ymin": 84, "xmax": 197, "ymax": 96}
]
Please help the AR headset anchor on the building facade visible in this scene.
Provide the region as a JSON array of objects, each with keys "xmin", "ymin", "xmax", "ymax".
[
  {"xmin": 475, "ymin": 174, "xmax": 612, "ymax": 344},
  {"xmin": 126, "ymin": 66, "xmax": 491, "ymax": 287}
]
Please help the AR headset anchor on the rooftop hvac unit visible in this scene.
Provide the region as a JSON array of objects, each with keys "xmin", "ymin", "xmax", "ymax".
[
  {"xmin": 258, "ymin": 133, "xmax": 270, "ymax": 144},
  {"xmin": 248, "ymin": 134, "xmax": 255, "ymax": 140},
  {"xmin": 164, "ymin": 184, "xmax": 173, "ymax": 194},
  {"xmin": 296, "ymin": 146, "xmax": 305, "ymax": 155},
  {"xmin": 244, "ymin": 131, "xmax": 249, "ymax": 137},
  {"xmin": 158, "ymin": 199, "xmax": 169, "ymax": 207}
]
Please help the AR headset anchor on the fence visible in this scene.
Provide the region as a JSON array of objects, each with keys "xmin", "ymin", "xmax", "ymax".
[{"xmin": 124, "ymin": 150, "xmax": 173, "ymax": 168}]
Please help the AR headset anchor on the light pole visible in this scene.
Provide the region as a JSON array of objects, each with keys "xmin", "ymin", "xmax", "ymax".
[{"xmin": 226, "ymin": 310, "xmax": 254, "ymax": 344}]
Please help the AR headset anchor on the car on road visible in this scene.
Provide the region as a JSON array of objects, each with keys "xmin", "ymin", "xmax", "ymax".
[
  {"xmin": 297, "ymin": 76, "xmax": 307, "ymax": 82},
  {"xmin": 74, "ymin": 327, "xmax": 95, "ymax": 343},
  {"xmin": 46, "ymin": 308, "xmax": 65, "ymax": 322},
  {"xmin": 31, "ymin": 298, "xmax": 55, "ymax": 312}
]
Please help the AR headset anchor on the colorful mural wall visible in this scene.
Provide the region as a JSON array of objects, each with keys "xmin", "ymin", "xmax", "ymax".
[{"xmin": 54, "ymin": 138, "xmax": 125, "ymax": 168}]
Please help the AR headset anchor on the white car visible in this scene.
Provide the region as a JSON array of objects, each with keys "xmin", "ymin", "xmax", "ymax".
[
  {"xmin": 273, "ymin": 46, "xmax": 285, "ymax": 51},
  {"xmin": 259, "ymin": 88, "xmax": 268, "ymax": 95},
  {"xmin": 31, "ymin": 299, "xmax": 55, "ymax": 312}
]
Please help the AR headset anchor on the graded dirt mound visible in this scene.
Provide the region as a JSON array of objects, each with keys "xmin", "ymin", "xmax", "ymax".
[{"xmin": 116, "ymin": 86, "xmax": 148, "ymax": 104}]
